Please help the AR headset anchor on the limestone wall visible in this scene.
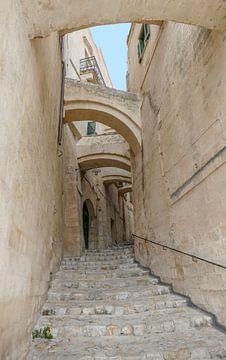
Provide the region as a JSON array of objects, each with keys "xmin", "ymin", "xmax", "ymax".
[
  {"xmin": 106, "ymin": 186, "xmax": 134, "ymax": 244},
  {"xmin": 128, "ymin": 22, "xmax": 226, "ymax": 325},
  {"xmin": 63, "ymin": 125, "xmax": 82, "ymax": 256},
  {"xmin": 0, "ymin": 1, "xmax": 64, "ymax": 358}
]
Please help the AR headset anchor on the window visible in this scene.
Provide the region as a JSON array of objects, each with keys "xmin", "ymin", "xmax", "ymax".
[
  {"xmin": 87, "ymin": 121, "xmax": 96, "ymax": 136},
  {"xmin": 137, "ymin": 24, "xmax": 151, "ymax": 63}
]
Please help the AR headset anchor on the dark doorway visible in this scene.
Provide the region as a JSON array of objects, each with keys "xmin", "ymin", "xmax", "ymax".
[
  {"xmin": 83, "ymin": 203, "xmax": 89, "ymax": 249},
  {"xmin": 111, "ymin": 218, "xmax": 117, "ymax": 244}
]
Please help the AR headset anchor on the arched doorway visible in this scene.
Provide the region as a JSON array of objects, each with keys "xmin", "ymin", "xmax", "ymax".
[
  {"xmin": 82, "ymin": 199, "xmax": 97, "ymax": 250},
  {"xmin": 83, "ymin": 202, "xmax": 89, "ymax": 249}
]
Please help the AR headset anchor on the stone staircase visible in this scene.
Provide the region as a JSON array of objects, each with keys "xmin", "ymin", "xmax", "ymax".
[{"xmin": 27, "ymin": 245, "xmax": 226, "ymax": 359}]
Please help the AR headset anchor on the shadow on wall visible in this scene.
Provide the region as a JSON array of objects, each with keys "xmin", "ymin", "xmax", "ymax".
[{"xmin": 82, "ymin": 199, "xmax": 97, "ymax": 250}]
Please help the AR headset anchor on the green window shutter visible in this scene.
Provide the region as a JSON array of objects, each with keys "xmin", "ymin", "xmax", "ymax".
[
  {"xmin": 137, "ymin": 24, "xmax": 151, "ymax": 63},
  {"xmin": 144, "ymin": 24, "xmax": 151, "ymax": 42},
  {"xmin": 138, "ymin": 39, "xmax": 144, "ymax": 63},
  {"xmin": 137, "ymin": 42, "xmax": 142, "ymax": 63},
  {"xmin": 87, "ymin": 121, "xmax": 96, "ymax": 135}
]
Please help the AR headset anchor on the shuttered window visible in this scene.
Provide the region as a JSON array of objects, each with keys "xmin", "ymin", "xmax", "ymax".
[
  {"xmin": 138, "ymin": 24, "xmax": 151, "ymax": 63},
  {"xmin": 87, "ymin": 121, "xmax": 96, "ymax": 135}
]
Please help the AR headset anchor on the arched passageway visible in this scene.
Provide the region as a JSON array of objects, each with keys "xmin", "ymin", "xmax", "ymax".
[
  {"xmin": 64, "ymin": 80, "xmax": 141, "ymax": 155},
  {"xmin": 22, "ymin": 0, "xmax": 226, "ymax": 38}
]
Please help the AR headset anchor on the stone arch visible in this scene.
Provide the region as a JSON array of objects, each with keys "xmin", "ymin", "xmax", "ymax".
[
  {"xmin": 78, "ymin": 153, "xmax": 131, "ymax": 171},
  {"xmin": 22, "ymin": 0, "xmax": 226, "ymax": 38},
  {"xmin": 77, "ymin": 133, "xmax": 131, "ymax": 171},
  {"xmin": 82, "ymin": 198, "xmax": 97, "ymax": 250},
  {"xmin": 118, "ymin": 185, "xmax": 132, "ymax": 196},
  {"xmin": 103, "ymin": 175, "xmax": 132, "ymax": 185},
  {"xmin": 64, "ymin": 80, "xmax": 141, "ymax": 155},
  {"xmin": 101, "ymin": 168, "xmax": 132, "ymax": 185}
]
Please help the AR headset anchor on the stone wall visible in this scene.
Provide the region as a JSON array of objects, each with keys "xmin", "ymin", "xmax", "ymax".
[
  {"xmin": 63, "ymin": 125, "xmax": 82, "ymax": 256},
  {"xmin": 0, "ymin": 1, "xmax": 63, "ymax": 358},
  {"xmin": 128, "ymin": 22, "xmax": 226, "ymax": 325}
]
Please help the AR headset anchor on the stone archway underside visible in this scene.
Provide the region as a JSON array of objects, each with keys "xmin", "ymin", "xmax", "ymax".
[
  {"xmin": 78, "ymin": 154, "xmax": 131, "ymax": 172},
  {"xmin": 77, "ymin": 134, "xmax": 131, "ymax": 171},
  {"xmin": 64, "ymin": 80, "xmax": 141, "ymax": 155},
  {"xmin": 101, "ymin": 169, "xmax": 132, "ymax": 185},
  {"xmin": 103, "ymin": 175, "xmax": 132, "ymax": 185},
  {"xmin": 21, "ymin": 0, "xmax": 226, "ymax": 38},
  {"xmin": 118, "ymin": 185, "xmax": 132, "ymax": 196}
]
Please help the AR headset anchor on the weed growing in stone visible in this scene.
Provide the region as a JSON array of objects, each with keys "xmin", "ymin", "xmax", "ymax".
[{"xmin": 32, "ymin": 326, "xmax": 53, "ymax": 340}]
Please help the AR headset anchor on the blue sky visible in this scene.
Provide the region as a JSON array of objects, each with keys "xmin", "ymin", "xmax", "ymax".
[{"xmin": 91, "ymin": 24, "xmax": 131, "ymax": 91}]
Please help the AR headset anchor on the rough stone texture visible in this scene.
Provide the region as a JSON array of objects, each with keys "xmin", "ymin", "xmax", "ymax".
[
  {"xmin": 128, "ymin": 22, "xmax": 226, "ymax": 325},
  {"xmin": 64, "ymin": 79, "xmax": 141, "ymax": 155},
  {"xmin": 20, "ymin": 0, "xmax": 226, "ymax": 38},
  {"xmin": 27, "ymin": 245, "xmax": 226, "ymax": 359},
  {"xmin": 0, "ymin": 1, "xmax": 63, "ymax": 359}
]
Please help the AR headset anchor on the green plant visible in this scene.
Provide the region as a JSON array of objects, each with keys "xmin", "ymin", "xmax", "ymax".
[{"xmin": 32, "ymin": 326, "xmax": 53, "ymax": 340}]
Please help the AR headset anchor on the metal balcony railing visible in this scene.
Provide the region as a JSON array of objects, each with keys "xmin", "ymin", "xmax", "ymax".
[{"xmin": 80, "ymin": 56, "xmax": 106, "ymax": 86}]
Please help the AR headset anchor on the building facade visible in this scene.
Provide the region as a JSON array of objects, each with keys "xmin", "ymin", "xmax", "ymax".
[{"xmin": 127, "ymin": 22, "xmax": 226, "ymax": 325}]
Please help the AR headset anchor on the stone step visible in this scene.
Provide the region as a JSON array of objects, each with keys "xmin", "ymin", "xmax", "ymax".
[
  {"xmin": 51, "ymin": 275, "xmax": 159, "ymax": 290},
  {"xmin": 62, "ymin": 257, "xmax": 135, "ymax": 267},
  {"xmin": 28, "ymin": 328, "xmax": 226, "ymax": 360},
  {"xmin": 37, "ymin": 307, "xmax": 212, "ymax": 338},
  {"xmin": 60, "ymin": 262, "xmax": 139, "ymax": 271},
  {"xmin": 81, "ymin": 252, "xmax": 134, "ymax": 258},
  {"xmin": 84, "ymin": 247, "xmax": 134, "ymax": 254},
  {"xmin": 79, "ymin": 253, "xmax": 135, "ymax": 261},
  {"xmin": 85, "ymin": 244, "xmax": 133, "ymax": 251},
  {"xmin": 55, "ymin": 269, "xmax": 150, "ymax": 281},
  {"xmin": 48, "ymin": 284, "xmax": 171, "ymax": 301},
  {"xmin": 42, "ymin": 294, "xmax": 188, "ymax": 316},
  {"xmin": 28, "ymin": 245, "xmax": 226, "ymax": 359},
  {"xmin": 65, "ymin": 253, "xmax": 134, "ymax": 262}
]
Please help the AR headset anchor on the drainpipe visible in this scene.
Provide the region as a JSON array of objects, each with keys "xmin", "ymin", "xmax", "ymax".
[{"xmin": 58, "ymin": 37, "xmax": 66, "ymax": 146}]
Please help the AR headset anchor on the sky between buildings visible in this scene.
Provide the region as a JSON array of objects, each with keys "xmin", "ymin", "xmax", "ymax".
[{"xmin": 91, "ymin": 23, "xmax": 131, "ymax": 91}]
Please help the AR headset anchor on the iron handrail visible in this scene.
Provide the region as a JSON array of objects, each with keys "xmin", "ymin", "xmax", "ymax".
[{"xmin": 132, "ymin": 233, "xmax": 226, "ymax": 270}]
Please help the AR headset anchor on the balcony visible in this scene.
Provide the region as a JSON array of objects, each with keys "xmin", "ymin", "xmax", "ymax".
[{"xmin": 80, "ymin": 56, "xmax": 106, "ymax": 86}]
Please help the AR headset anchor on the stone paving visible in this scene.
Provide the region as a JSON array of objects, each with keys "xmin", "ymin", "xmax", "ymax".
[{"xmin": 27, "ymin": 245, "xmax": 226, "ymax": 359}]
